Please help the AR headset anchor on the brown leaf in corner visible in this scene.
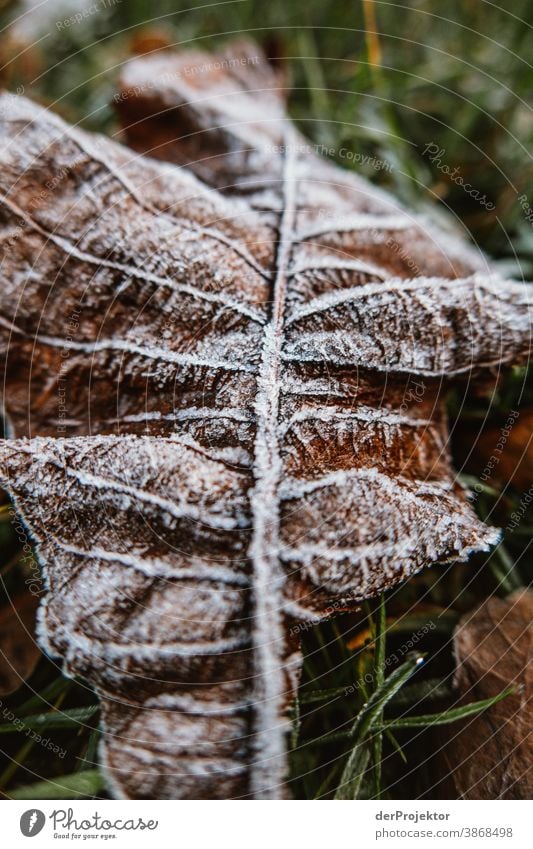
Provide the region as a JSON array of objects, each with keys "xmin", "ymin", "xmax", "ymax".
[
  {"xmin": 0, "ymin": 40, "xmax": 531, "ymax": 799},
  {"xmin": 440, "ymin": 590, "xmax": 532, "ymax": 799},
  {"xmin": 457, "ymin": 408, "xmax": 533, "ymax": 493}
]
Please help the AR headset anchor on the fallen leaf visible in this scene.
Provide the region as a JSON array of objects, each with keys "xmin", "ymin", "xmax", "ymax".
[
  {"xmin": 456, "ymin": 408, "xmax": 533, "ymax": 492},
  {"xmin": 129, "ymin": 27, "xmax": 174, "ymax": 56},
  {"xmin": 440, "ymin": 590, "xmax": 532, "ymax": 799},
  {"xmin": 0, "ymin": 41, "xmax": 531, "ymax": 799}
]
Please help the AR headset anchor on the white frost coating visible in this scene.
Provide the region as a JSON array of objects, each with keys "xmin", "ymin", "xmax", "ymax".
[
  {"xmin": 285, "ymin": 273, "xmax": 531, "ymax": 326},
  {"xmin": 0, "ymin": 55, "xmax": 530, "ymax": 802},
  {"xmin": 42, "ymin": 336, "xmax": 253, "ymax": 374},
  {"xmin": 15, "ymin": 442, "xmax": 247, "ymax": 530},
  {"xmin": 0, "ymin": 96, "xmax": 272, "ymax": 285},
  {"xmin": 280, "ymin": 539, "xmax": 418, "ymax": 567},
  {"xmin": 166, "ymin": 433, "xmax": 252, "ymax": 470},
  {"xmin": 0, "ymin": 191, "xmax": 265, "ymax": 325},
  {"xmin": 144, "ymin": 692, "xmax": 250, "ymax": 716},
  {"xmin": 282, "ymin": 600, "xmax": 325, "ymax": 623},
  {"xmin": 48, "ymin": 117, "xmax": 273, "ymax": 282},
  {"xmin": 110, "ymin": 751, "xmax": 247, "ymax": 775},
  {"xmin": 107, "ymin": 407, "xmax": 253, "ymax": 425},
  {"xmin": 3, "ymin": 318, "xmax": 254, "ymax": 375},
  {"xmin": 288, "ymin": 256, "xmax": 388, "ymax": 280},
  {"xmin": 279, "ymin": 466, "xmax": 455, "ymax": 502},
  {"xmin": 61, "ymin": 630, "xmax": 250, "ymax": 661},
  {"xmin": 282, "ymin": 405, "xmax": 434, "ymax": 431},
  {"xmin": 247, "ymin": 128, "xmax": 298, "ymax": 799},
  {"xmin": 282, "ymin": 342, "xmax": 532, "ymax": 379},
  {"xmin": 51, "ymin": 541, "xmax": 250, "ymax": 586},
  {"xmin": 298, "ymin": 213, "xmax": 412, "ymax": 241}
]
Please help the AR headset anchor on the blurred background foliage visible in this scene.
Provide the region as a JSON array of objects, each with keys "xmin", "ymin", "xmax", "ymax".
[
  {"xmin": 0, "ymin": 0, "xmax": 531, "ymax": 800},
  {"xmin": 2, "ymin": 0, "xmax": 533, "ymax": 268}
]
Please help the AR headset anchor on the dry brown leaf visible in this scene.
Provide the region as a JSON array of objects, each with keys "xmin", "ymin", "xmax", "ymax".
[
  {"xmin": 457, "ymin": 408, "xmax": 533, "ymax": 493},
  {"xmin": 440, "ymin": 590, "xmax": 532, "ymax": 799},
  {"xmin": 0, "ymin": 41, "xmax": 531, "ymax": 798},
  {"xmin": 128, "ymin": 27, "xmax": 174, "ymax": 57}
]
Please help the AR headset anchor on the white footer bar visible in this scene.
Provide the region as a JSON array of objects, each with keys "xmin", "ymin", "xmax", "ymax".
[{"xmin": 5, "ymin": 799, "xmax": 531, "ymax": 848}]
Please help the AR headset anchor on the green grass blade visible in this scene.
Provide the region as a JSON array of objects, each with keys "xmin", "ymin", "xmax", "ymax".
[
  {"xmin": 387, "ymin": 677, "xmax": 452, "ymax": 711},
  {"xmin": 15, "ymin": 676, "xmax": 73, "ymax": 716},
  {"xmin": 372, "ymin": 595, "xmax": 386, "ymax": 798},
  {"xmin": 490, "ymin": 545, "xmax": 523, "ymax": 593},
  {"xmin": 9, "ymin": 769, "xmax": 104, "ymax": 800},
  {"xmin": 298, "ymin": 684, "xmax": 348, "ymax": 705},
  {"xmin": 349, "ymin": 654, "xmax": 425, "ymax": 741},
  {"xmin": 0, "ymin": 705, "xmax": 98, "ymax": 735},
  {"xmin": 384, "ymin": 728, "xmax": 407, "ymax": 764},
  {"xmin": 334, "ymin": 653, "xmax": 423, "ymax": 799},
  {"xmin": 334, "ymin": 744, "xmax": 371, "ymax": 801},
  {"xmin": 76, "ymin": 729, "xmax": 101, "ymax": 772},
  {"xmin": 381, "ymin": 688, "xmax": 513, "ymax": 731}
]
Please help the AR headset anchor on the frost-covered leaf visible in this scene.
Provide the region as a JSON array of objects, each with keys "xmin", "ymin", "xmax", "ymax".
[{"xmin": 0, "ymin": 41, "xmax": 531, "ymax": 799}]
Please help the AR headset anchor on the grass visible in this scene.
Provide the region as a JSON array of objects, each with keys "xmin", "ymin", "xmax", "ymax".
[{"xmin": 0, "ymin": 0, "xmax": 531, "ymax": 799}]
